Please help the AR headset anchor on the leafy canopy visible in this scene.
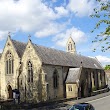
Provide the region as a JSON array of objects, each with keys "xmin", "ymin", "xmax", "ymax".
[
  {"xmin": 105, "ymin": 65, "xmax": 110, "ymax": 70},
  {"xmin": 91, "ymin": 0, "xmax": 110, "ymax": 52}
]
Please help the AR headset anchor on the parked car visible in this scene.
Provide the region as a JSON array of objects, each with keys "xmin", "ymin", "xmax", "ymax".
[{"xmin": 68, "ymin": 103, "xmax": 95, "ymax": 110}]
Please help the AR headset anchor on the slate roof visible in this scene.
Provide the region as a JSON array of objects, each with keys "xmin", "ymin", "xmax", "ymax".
[
  {"xmin": 11, "ymin": 39, "xmax": 103, "ymax": 69},
  {"xmin": 33, "ymin": 43, "xmax": 103, "ymax": 69},
  {"xmin": 12, "ymin": 40, "xmax": 27, "ymax": 57},
  {"xmin": 66, "ymin": 68, "xmax": 81, "ymax": 83}
]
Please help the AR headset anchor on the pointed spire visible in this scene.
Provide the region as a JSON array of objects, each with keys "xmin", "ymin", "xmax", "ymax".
[
  {"xmin": 69, "ymin": 33, "xmax": 72, "ymax": 40},
  {"xmin": 69, "ymin": 33, "xmax": 75, "ymax": 44},
  {"xmin": 66, "ymin": 33, "xmax": 76, "ymax": 54}
]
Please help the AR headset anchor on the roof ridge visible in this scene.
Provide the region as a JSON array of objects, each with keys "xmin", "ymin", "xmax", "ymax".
[
  {"xmin": 33, "ymin": 43, "xmax": 94, "ymax": 63},
  {"xmin": 10, "ymin": 39, "xmax": 103, "ymax": 69},
  {"xmin": 32, "ymin": 43, "xmax": 85, "ymax": 58},
  {"xmin": 11, "ymin": 39, "xmax": 94, "ymax": 60}
]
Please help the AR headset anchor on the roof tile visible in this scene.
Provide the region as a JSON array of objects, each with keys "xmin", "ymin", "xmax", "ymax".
[{"xmin": 33, "ymin": 43, "xmax": 103, "ymax": 69}]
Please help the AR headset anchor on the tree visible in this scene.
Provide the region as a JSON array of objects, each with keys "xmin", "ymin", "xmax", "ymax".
[
  {"xmin": 91, "ymin": 0, "xmax": 110, "ymax": 52},
  {"xmin": 105, "ymin": 65, "xmax": 110, "ymax": 70}
]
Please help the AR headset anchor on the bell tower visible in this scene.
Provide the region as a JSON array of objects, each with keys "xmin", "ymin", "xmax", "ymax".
[{"xmin": 66, "ymin": 36, "xmax": 76, "ymax": 54}]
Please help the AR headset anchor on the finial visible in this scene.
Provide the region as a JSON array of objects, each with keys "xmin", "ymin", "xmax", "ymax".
[
  {"xmin": 28, "ymin": 34, "xmax": 31, "ymax": 41},
  {"xmin": 70, "ymin": 33, "xmax": 72, "ymax": 37},
  {"xmin": 8, "ymin": 32, "xmax": 11, "ymax": 38}
]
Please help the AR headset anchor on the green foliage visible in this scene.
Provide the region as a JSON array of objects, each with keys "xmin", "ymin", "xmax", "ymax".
[
  {"xmin": 91, "ymin": 0, "xmax": 110, "ymax": 52},
  {"xmin": 105, "ymin": 65, "xmax": 110, "ymax": 70},
  {"xmin": 92, "ymin": 86, "xmax": 97, "ymax": 91}
]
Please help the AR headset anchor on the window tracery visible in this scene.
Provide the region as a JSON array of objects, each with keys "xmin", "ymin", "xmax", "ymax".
[
  {"xmin": 27, "ymin": 61, "xmax": 33, "ymax": 83},
  {"xmin": 5, "ymin": 51, "xmax": 14, "ymax": 74},
  {"xmin": 53, "ymin": 69, "xmax": 58, "ymax": 89}
]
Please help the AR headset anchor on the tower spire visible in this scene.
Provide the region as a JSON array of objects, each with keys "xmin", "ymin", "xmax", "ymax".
[{"xmin": 66, "ymin": 34, "xmax": 76, "ymax": 54}]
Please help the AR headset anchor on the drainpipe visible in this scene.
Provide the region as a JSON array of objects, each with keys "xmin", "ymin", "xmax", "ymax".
[{"xmin": 17, "ymin": 59, "xmax": 22, "ymax": 91}]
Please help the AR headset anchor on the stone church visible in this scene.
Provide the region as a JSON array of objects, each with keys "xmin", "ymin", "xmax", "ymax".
[{"xmin": 0, "ymin": 35, "xmax": 108, "ymax": 103}]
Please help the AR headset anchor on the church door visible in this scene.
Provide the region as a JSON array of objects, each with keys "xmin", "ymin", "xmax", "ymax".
[{"xmin": 7, "ymin": 85, "xmax": 13, "ymax": 99}]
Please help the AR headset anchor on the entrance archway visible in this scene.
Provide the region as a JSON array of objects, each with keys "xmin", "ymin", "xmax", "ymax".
[{"xmin": 7, "ymin": 85, "xmax": 13, "ymax": 99}]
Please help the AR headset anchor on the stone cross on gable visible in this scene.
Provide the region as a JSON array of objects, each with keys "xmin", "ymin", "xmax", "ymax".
[
  {"xmin": 8, "ymin": 32, "xmax": 11, "ymax": 37},
  {"xmin": 28, "ymin": 34, "xmax": 31, "ymax": 40},
  {"xmin": 70, "ymin": 33, "xmax": 71, "ymax": 37}
]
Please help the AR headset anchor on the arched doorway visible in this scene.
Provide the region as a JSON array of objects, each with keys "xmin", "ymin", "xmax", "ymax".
[{"xmin": 7, "ymin": 85, "xmax": 13, "ymax": 99}]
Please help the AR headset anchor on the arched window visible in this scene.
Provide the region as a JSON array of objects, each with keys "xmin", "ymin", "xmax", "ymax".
[
  {"xmin": 68, "ymin": 85, "xmax": 72, "ymax": 91},
  {"xmin": 6, "ymin": 51, "xmax": 14, "ymax": 74},
  {"xmin": 27, "ymin": 61, "xmax": 33, "ymax": 83},
  {"xmin": 68, "ymin": 42, "xmax": 73, "ymax": 51},
  {"xmin": 53, "ymin": 69, "xmax": 58, "ymax": 89}
]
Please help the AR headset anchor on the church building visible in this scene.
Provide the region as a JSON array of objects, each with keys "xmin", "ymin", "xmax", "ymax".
[{"xmin": 0, "ymin": 35, "xmax": 108, "ymax": 103}]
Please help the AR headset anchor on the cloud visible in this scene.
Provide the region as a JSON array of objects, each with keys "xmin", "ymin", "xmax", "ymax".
[
  {"xmin": 52, "ymin": 0, "xmax": 57, "ymax": 3},
  {"xmin": 53, "ymin": 27, "xmax": 87, "ymax": 47},
  {"xmin": 0, "ymin": 49, "xmax": 3, "ymax": 53},
  {"xmin": 0, "ymin": 0, "xmax": 69, "ymax": 40},
  {"xmin": 35, "ymin": 23, "xmax": 65, "ymax": 38},
  {"xmin": 96, "ymin": 55, "xmax": 110, "ymax": 66},
  {"xmin": 55, "ymin": 6, "xmax": 69, "ymax": 16},
  {"xmin": 67, "ymin": 0, "xmax": 96, "ymax": 17},
  {"xmin": 0, "ymin": 0, "xmax": 98, "ymax": 40},
  {"xmin": 0, "ymin": 31, "xmax": 8, "ymax": 40}
]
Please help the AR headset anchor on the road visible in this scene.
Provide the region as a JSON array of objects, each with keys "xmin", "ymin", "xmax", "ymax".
[
  {"xmin": 34, "ymin": 94, "xmax": 110, "ymax": 110},
  {"xmin": 88, "ymin": 95, "xmax": 110, "ymax": 110},
  {"xmin": 32, "ymin": 81, "xmax": 110, "ymax": 110}
]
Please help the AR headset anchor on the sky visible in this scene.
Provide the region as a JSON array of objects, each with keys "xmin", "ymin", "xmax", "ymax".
[{"xmin": 0, "ymin": 0, "xmax": 110, "ymax": 67}]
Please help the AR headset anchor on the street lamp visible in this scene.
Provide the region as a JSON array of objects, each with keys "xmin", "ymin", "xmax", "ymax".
[{"xmin": 17, "ymin": 59, "xmax": 22, "ymax": 90}]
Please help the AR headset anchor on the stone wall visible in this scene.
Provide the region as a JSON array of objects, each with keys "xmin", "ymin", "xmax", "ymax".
[
  {"xmin": 79, "ymin": 68, "xmax": 107, "ymax": 98},
  {"xmin": 19, "ymin": 41, "xmax": 47, "ymax": 103},
  {"xmin": 0, "ymin": 37, "xmax": 20, "ymax": 99},
  {"xmin": 66, "ymin": 83, "xmax": 78, "ymax": 98},
  {"xmin": 42, "ymin": 65, "xmax": 69, "ymax": 100}
]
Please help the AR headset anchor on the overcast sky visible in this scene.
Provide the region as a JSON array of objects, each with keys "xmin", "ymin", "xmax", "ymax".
[{"xmin": 0, "ymin": 0, "xmax": 110, "ymax": 67}]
